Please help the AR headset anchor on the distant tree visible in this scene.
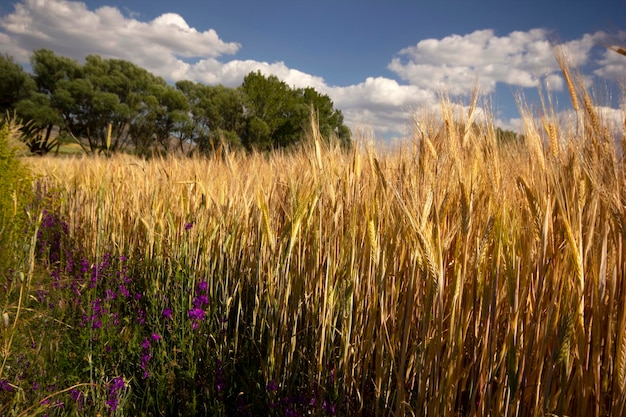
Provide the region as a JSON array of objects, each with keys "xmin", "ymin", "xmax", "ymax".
[
  {"xmin": 300, "ymin": 87, "xmax": 351, "ymax": 148},
  {"xmin": 239, "ymin": 71, "xmax": 351, "ymax": 151},
  {"xmin": 81, "ymin": 54, "xmax": 186, "ymax": 155},
  {"xmin": 130, "ymin": 81, "xmax": 190, "ymax": 156},
  {"xmin": 239, "ymin": 71, "xmax": 306, "ymax": 150},
  {"xmin": 14, "ymin": 49, "xmax": 81, "ymax": 154},
  {"xmin": 496, "ymin": 127, "xmax": 524, "ymax": 144},
  {"xmin": 0, "ymin": 54, "xmax": 36, "ymax": 114},
  {"xmin": 176, "ymin": 81, "xmax": 245, "ymax": 153},
  {"xmin": 5, "ymin": 50, "xmax": 351, "ymax": 156}
]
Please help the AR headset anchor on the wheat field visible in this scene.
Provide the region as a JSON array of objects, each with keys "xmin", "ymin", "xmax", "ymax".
[
  {"xmin": 9, "ymin": 76, "xmax": 622, "ymax": 415},
  {"xmin": 1, "ymin": 49, "xmax": 625, "ymax": 415}
]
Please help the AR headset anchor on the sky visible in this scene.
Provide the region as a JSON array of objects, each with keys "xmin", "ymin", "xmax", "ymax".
[{"xmin": 1, "ymin": 0, "xmax": 626, "ymax": 139}]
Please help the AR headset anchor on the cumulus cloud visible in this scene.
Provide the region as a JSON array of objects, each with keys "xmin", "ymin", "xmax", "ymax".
[
  {"xmin": 327, "ymin": 78, "xmax": 436, "ymax": 135},
  {"xmin": 387, "ymin": 29, "xmax": 600, "ymax": 96},
  {"xmin": 0, "ymin": 0, "xmax": 240, "ymax": 70},
  {"xmin": 594, "ymin": 37, "xmax": 626, "ymax": 83},
  {"xmin": 0, "ymin": 0, "xmax": 621, "ymax": 138}
]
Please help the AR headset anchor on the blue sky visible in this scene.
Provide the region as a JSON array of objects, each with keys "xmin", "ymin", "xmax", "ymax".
[{"xmin": 1, "ymin": 0, "xmax": 626, "ymax": 138}]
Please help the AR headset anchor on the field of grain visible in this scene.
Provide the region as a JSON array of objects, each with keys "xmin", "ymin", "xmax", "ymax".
[{"xmin": 2, "ymin": 63, "xmax": 626, "ymax": 416}]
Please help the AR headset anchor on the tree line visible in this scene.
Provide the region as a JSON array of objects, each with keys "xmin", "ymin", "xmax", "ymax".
[{"xmin": 0, "ymin": 49, "xmax": 351, "ymax": 156}]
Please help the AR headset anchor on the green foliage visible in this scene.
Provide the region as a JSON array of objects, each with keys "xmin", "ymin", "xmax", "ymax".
[
  {"xmin": 176, "ymin": 80, "xmax": 246, "ymax": 152},
  {"xmin": 0, "ymin": 121, "xmax": 31, "ymax": 270},
  {"xmin": 496, "ymin": 126, "xmax": 524, "ymax": 144},
  {"xmin": 0, "ymin": 54, "xmax": 36, "ymax": 114},
  {"xmin": 1, "ymin": 50, "xmax": 351, "ymax": 156},
  {"xmin": 240, "ymin": 71, "xmax": 351, "ymax": 150}
]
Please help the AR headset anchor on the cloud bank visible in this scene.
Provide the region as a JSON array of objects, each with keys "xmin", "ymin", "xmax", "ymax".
[{"xmin": 1, "ymin": 0, "xmax": 623, "ymax": 137}]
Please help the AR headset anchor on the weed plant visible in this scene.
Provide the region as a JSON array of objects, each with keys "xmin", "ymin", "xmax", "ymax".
[{"xmin": 2, "ymin": 58, "xmax": 626, "ymax": 416}]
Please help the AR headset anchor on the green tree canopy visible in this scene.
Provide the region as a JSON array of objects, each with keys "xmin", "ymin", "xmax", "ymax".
[
  {"xmin": 0, "ymin": 54, "xmax": 36, "ymax": 115},
  {"xmin": 0, "ymin": 51, "xmax": 352, "ymax": 155},
  {"xmin": 240, "ymin": 71, "xmax": 351, "ymax": 150}
]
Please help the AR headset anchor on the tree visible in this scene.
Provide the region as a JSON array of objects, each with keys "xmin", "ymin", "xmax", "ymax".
[
  {"xmin": 176, "ymin": 81, "xmax": 245, "ymax": 153},
  {"xmin": 239, "ymin": 71, "xmax": 305, "ymax": 150},
  {"xmin": 130, "ymin": 82, "xmax": 190, "ymax": 156},
  {"xmin": 239, "ymin": 71, "xmax": 351, "ymax": 151},
  {"xmin": 0, "ymin": 54, "xmax": 36, "ymax": 114},
  {"xmin": 5, "ymin": 50, "xmax": 351, "ymax": 156},
  {"xmin": 300, "ymin": 87, "xmax": 351, "ymax": 148},
  {"xmin": 13, "ymin": 49, "xmax": 82, "ymax": 154}
]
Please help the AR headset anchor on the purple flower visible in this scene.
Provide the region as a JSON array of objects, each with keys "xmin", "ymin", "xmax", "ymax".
[
  {"xmin": 193, "ymin": 294, "xmax": 209, "ymax": 308},
  {"xmin": 141, "ymin": 338, "xmax": 151, "ymax": 349},
  {"xmin": 188, "ymin": 307, "xmax": 206, "ymax": 321},
  {"xmin": 69, "ymin": 388, "xmax": 84, "ymax": 409},
  {"xmin": 80, "ymin": 258, "xmax": 89, "ymax": 275},
  {"xmin": 197, "ymin": 279, "xmax": 208, "ymax": 292},
  {"xmin": 215, "ymin": 359, "xmax": 226, "ymax": 396},
  {"xmin": 162, "ymin": 308, "xmax": 173, "ymax": 320},
  {"xmin": 118, "ymin": 285, "xmax": 130, "ymax": 298},
  {"xmin": 322, "ymin": 400, "xmax": 336, "ymax": 415},
  {"xmin": 106, "ymin": 377, "xmax": 125, "ymax": 411},
  {"xmin": 266, "ymin": 380, "xmax": 278, "ymax": 392},
  {"xmin": 136, "ymin": 309, "xmax": 146, "ymax": 325},
  {"xmin": 151, "ymin": 333, "xmax": 161, "ymax": 341},
  {"xmin": 91, "ymin": 298, "xmax": 103, "ymax": 317},
  {"xmin": 140, "ymin": 349, "xmax": 152, "ymax": 379},
  {"xmin": 185, "ymin": 222, "xmax": 193, "ymax": 230},
  {"xmin": 110, "ymin": 376, "xmax": 125, "ymax": 391}
]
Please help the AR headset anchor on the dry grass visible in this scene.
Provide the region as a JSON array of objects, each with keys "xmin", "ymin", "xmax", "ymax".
[{"xmin": 25, "ymin": 66, "xmax": 626, "ymax": 416}]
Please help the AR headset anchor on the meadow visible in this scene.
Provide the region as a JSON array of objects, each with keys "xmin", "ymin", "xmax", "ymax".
[{"xmin": 2, "ymin": 61, "xmax": 626, "ymax": 416}]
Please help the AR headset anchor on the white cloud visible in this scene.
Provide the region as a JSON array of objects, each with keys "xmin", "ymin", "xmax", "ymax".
[
  {"xmin": 594, "ymin": 43, "xmax": 626, "ymax": 84},
  {"xmin": 0, "ymin": 0, "xmax": 240, "ymax": 72},
  {"xmin": 0, "ymin": 0, "xmax": 621, "ymax": 138},
  {"xmin": 387, "ymin": 29, "xmax": 600, "ymax": 96},
  {"xmin": 0, "ymin": 0, "xmax": 431, "ymax": 136}
]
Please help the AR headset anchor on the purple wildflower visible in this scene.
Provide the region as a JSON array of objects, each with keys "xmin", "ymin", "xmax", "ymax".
[
  {"xmin": 136, "ymin": 309, "xmax": 145, "ymax": 325},
  {"xmin": 322, "ymin": 400, "xmax": 336, "ymax": 415},
  {"xmin": 69, "ymin": 388, "xmax": 84, "ymax": 409},
  {"xmin": 215, "ymin": 359, "xmax": 226, "ymax": 397},
  {"xmin": 105, "ymin": 289, "xmax": 116, "ymax": 300},
  {"xmin": 266, "ymin": 380, "xmax": 278, "ymax": 392},
  {"xmin": 188, "ymin": 307, "xmax": 206, "ymax": 321},
  {"xmin": 141, "ymin": 338, "xmax": 151, "ymax": 349},
  {"xmin": 193, "ymin": 294, "xmax": 209, "ymax": 308},
  {"xmin": 80, "ymin": 258, "xmax": 89, "ymax": 274},
  {"xmin": 118, "ymin": 284, "xmax": 130, "ymax": 298},
  {"xmin": 151, "ymin": 333, "xmax": 161, "ymax": 341},
  {"xmin": 185, "ymin": 222, "xmax": 193, "ymax": 230},
  {"xmin": 197, "ymin": 279, "xmax": 208, "ymax": 292},
  {"xmin": 106, "ymin": 377, "xmax": 125, "ymax": 411},
  {"xmin": 162, "ymin": 308, "xmax": 173, "ymax": 320}
]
